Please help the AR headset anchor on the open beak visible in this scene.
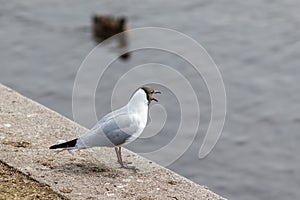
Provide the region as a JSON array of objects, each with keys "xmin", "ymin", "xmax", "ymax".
[{"xmin": 151, "ymin": 91, "xmax": 161, "ymax": 102}]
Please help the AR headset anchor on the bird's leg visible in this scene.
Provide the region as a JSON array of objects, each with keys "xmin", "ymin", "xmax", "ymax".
[
  {"xmin": 118, "ymin": 147, "xmax": 133, "ymax": 165},
  {"xmin": 115, "ymin": 147, "xmax": 122, "ymax": 165},
  {"xmin": 115, "ymin": 147, "xmax": 137, "ymax": 171},
  {"xmin": 116, "ymin": 147, "xmax": 127, "ymax": 167}
]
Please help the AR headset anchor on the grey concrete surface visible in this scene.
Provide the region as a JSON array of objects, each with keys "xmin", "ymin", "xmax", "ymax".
[{"xmin": 0, "ymin": 84, "xmax": 226, "ymax": 200}]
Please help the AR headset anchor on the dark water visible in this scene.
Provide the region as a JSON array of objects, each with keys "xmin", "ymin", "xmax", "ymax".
[{"xmin": 1, "ymin": 1, "xmax": 300, "ymax": 199}]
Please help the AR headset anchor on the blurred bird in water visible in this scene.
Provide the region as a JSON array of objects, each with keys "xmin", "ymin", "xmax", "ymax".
[{"xmin": 92, "ymin": 14, "xmax": 130, "ymax": 60}]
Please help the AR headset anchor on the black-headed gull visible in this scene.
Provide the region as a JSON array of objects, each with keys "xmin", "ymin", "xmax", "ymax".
[{"xmin": 50, "ymin": 86, "xmax": 161, "ymax": 170}]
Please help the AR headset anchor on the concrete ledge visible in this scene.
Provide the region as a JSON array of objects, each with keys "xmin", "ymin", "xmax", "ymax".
[{"xmin": 0, "ymin": 84, "xmax": 226, "ymax": 200}]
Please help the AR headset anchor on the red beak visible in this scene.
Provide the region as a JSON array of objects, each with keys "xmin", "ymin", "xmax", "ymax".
[
  {"xmin": 152, "ymin": 97, "xmax": 158, "ymax": 102},
  {"xmin": 152, "ymin": 91, "xmax": 161, "ymax": 102}
]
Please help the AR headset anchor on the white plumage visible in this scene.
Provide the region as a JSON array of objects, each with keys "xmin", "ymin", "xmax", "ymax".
[{"xmin": 50, "ymin": 86, "xmax": 160, "ymax": 169}]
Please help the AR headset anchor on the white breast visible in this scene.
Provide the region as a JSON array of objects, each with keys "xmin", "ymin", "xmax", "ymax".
[{"xmin": 126, "ymin": 89, "xmax": 149, "ymax": 140}]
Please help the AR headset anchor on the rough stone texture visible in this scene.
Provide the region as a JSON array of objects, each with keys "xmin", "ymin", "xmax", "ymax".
[{"xmin": 0, "ymin": 84, "xmax": 226, "ymax": 200}]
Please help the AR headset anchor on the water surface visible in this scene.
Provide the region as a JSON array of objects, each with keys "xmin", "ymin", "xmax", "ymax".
[{"xmin": 1, "ymin": 1, "xmax": 300, "ymax": 199}]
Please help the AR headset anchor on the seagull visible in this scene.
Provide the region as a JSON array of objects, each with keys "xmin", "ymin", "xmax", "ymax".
[{"xmin": 49, "ymin": 86, "xmax": 161, "ymax": 170}]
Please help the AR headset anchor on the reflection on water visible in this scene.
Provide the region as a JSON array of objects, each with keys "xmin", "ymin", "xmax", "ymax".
[{"xmin": 1, "ymin": 1, "xmax": 300, "ymax": 200}]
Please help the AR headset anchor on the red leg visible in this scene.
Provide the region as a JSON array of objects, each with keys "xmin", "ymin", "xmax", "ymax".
[
  {"xmin": 115, "ymin": 147, "xmax": 122, "ymax": 165},
  {"xmin": 115, "ymin": 147, "xmax": 137, "ymax": 171}
]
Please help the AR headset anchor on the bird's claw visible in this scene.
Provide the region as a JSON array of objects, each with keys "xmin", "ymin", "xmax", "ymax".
[{"xmin": 120, "ymin": 162, "xmax": 138, "ymax": 172}]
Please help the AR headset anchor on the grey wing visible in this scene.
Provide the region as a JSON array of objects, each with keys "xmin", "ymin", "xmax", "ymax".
[
  {"xmin": 102, "ymin": 113, "xmax": 139, "ymax": 146},
  {"xmin": 77, "ymin": 108, "xmax": 138, "ymax": 147}
]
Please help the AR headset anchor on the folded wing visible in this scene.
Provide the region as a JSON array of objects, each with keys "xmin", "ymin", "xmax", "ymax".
[{"xmin": 77, "ymin": 107, "xmax": 139, "ymax": 147}]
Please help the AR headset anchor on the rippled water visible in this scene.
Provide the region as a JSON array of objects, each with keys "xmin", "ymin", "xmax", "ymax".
[{"xmin": 1, "ymin": 1, "xmax": 300, "ymax": 199}]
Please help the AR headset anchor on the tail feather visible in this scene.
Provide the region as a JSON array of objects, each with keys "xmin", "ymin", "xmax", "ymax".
[{"xmin": 49, "ymin": 138, "xmax": 78, "ymax": 149}]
